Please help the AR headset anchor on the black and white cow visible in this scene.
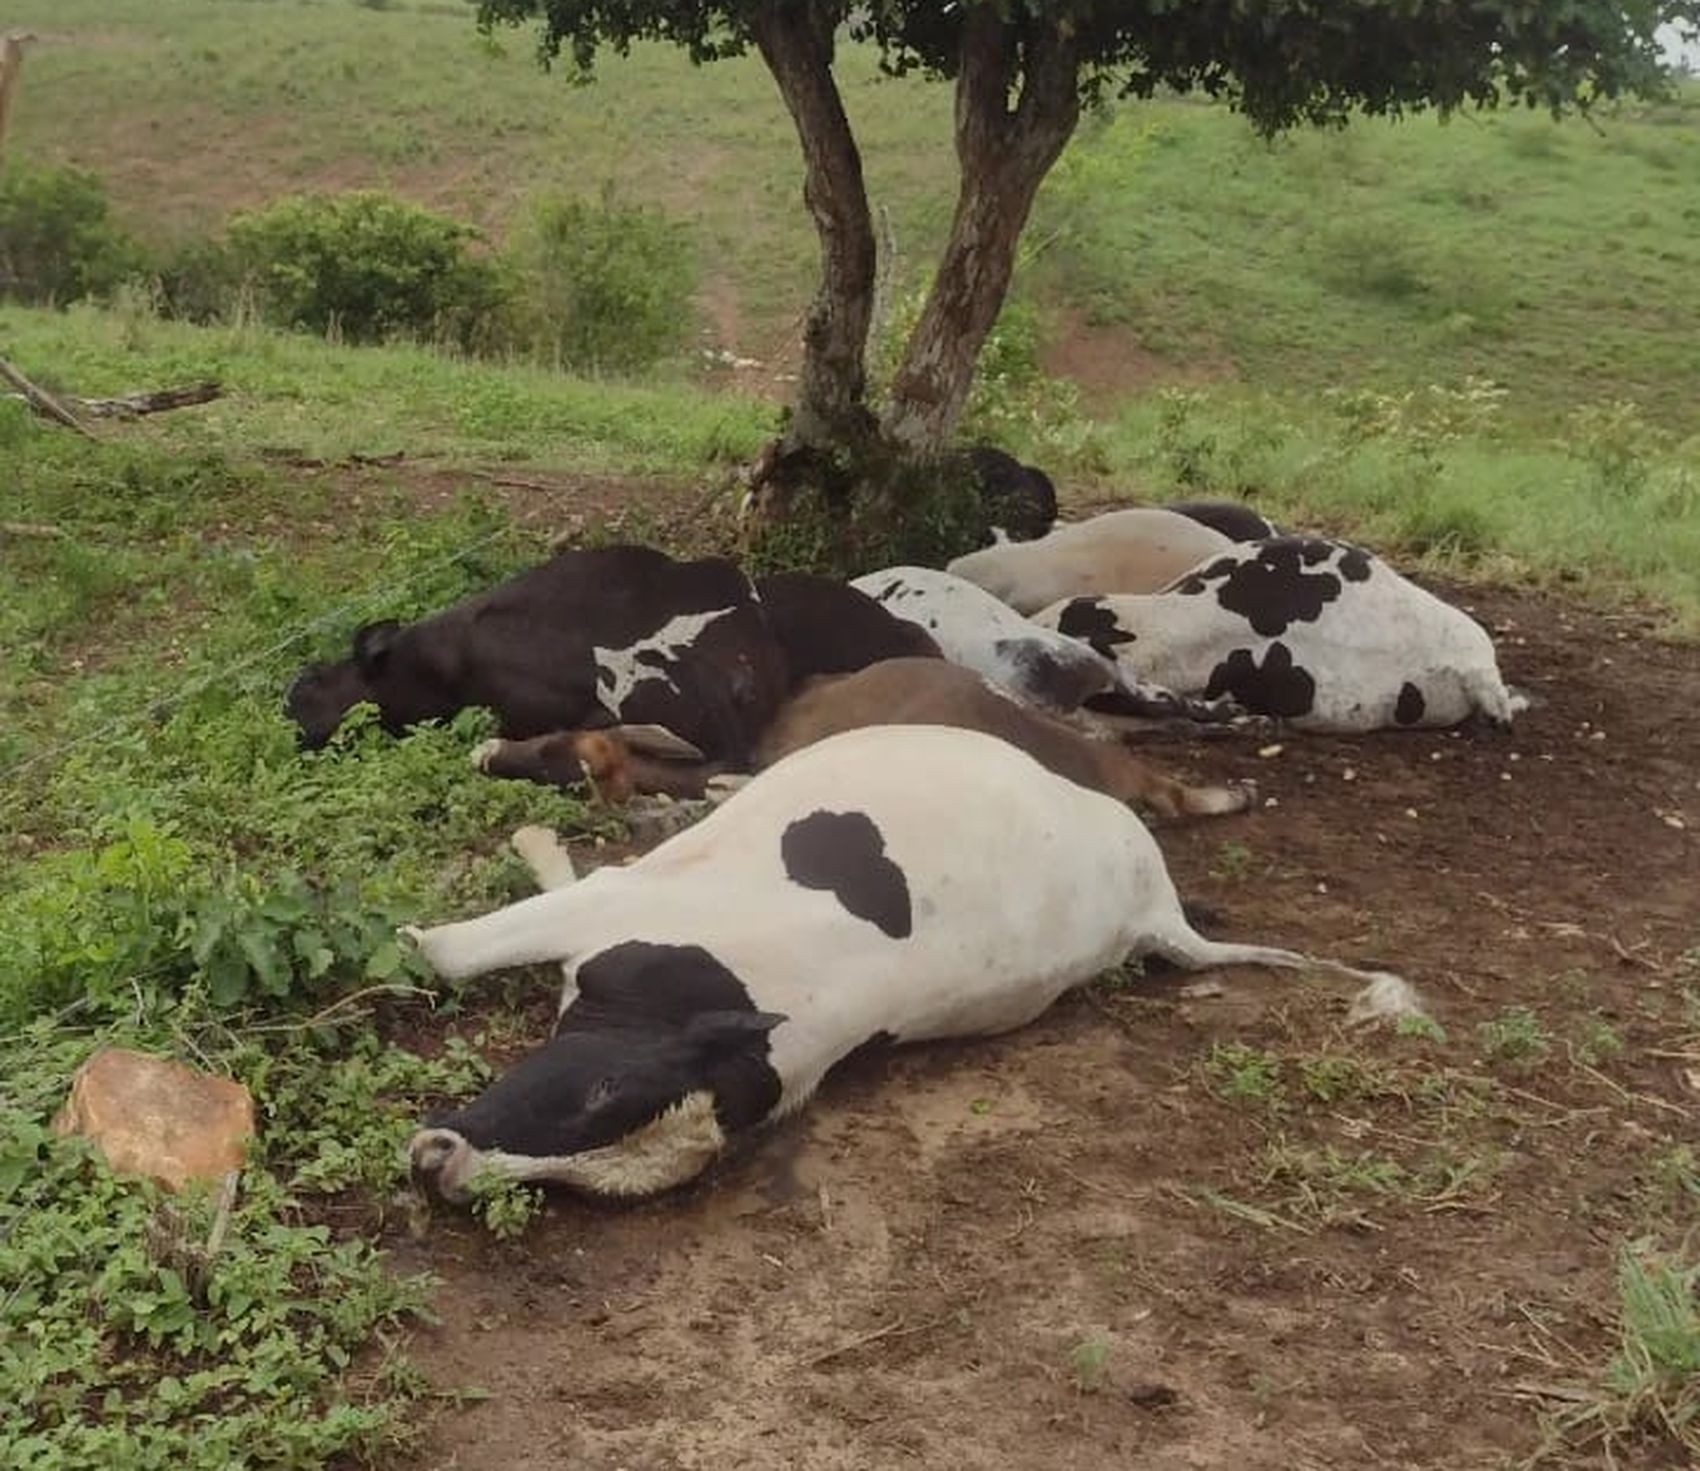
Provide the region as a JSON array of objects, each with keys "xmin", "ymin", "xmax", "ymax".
[
  {"xmin": 850, "ymin": 565, "xmax": 1236, "ymax": 721},
  {"xmin": 850, "ymin": 565, "xmax": 1121, "ymax": 712},
  {"xmin": 1164, "ymin": 499, "xmax": 1280, "ymax": 544},
  {"xmin": 967, "ymin": 446, "xmax": 1058, "ymax": 543},
  {"xmin": 284, "ymin": 545, "xmax": 789, "ymax": 763},
  {"xmin": 946, "ymin": 507, "xmax": 1237, "ymax": 614},
  {"xmin": 1035, "ymin": 535, "xmax": 1527, "ymax": 732},
  {"xmin": 753, "ymin": 571, "xmax": 944, "ymax": 684},
  {"xmin": 404, "ymin": 725, "xmax": 1417, "ymax": 1202}
]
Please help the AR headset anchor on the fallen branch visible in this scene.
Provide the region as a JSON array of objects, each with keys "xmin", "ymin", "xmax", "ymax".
[
  {"xmin": 800, "ymin": 1311, "xmax": 956, "ymax": 1369},
  {"xmin": 0, "ymin": 354, "xmax": 93, "ymax": 438},
  {"xmin": 73, "ymin": 382, "xmax": 223, "ymax": 419},
  {"xmin": 1, "ymin": 521, "xmax": 66, "ymax": 540}
]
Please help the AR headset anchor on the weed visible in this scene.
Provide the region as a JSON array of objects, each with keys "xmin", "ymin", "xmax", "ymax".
[
  {"xmin": 1477, "ymin": 1007, "xmax": 1553, "ymax": 1068},
  {"xmin": 1297, "ymin": 1052, "xmax": 1376, "ymax": 1104},
  {"xmin": 1211, "ymin": 839, "xmax": 1256, "ymax": 880},
  {"xmin": 465, "ymin": 1169, "xmax": 546, "ymax": 1241},
  {"xmin": 1070, "ymin": 1335, "xmax": 1113, "ymax": 1394},
  {"xmin": 1570, "ymin": 1017, "xmax": 1626, "ymax": 1068},
  {"xmin": 1395, "ymin": 1012, "xmax": 1449, "ymax": 1045},
  {"xmin": 1542, "ymin": 1244, "xmax": 1700, "ymax": 1462},
  {"xmin": 1202, "ymin": 1042, "xmax": 1285, "ymax": 1108}
]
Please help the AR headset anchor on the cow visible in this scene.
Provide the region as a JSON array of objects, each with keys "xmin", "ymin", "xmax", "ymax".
[
  {"xmin": 753, "ymin": 571, "xmax": 943, "ymax": 684},
  {"xmin": 284, "ymin": 545, "xmax": 789, "ymax": 763},
  {"xmin": 946, "ymin": 508, "xmax": 1236, "ymax": 614},
  {"xmin": 1034, "ymin": 535, "xmax": 1527, "ymax": 732},
  {"xmin": 404, "ymin": 725, "xmax": 1418, "ymax": 1203},
  {"xmin": 850, "ymin": 565, "xmax": 1121, "ymax": 712},
  {"xmin": 476, "ymin": 658, "xmax": 1255, "ymax": 819},
  {"xmin": 1164, "ymin": 499, "xmax": 1280, "ymax": 544},
  {"xmin": 848, "ymin": 565, "xmax": 1236, "ymax": 722},
  {"xmin": 967, "ymin": 446, "xmax": 1058, "ymax": 543}
]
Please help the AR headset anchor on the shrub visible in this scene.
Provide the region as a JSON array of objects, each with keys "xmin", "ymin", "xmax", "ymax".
[
  {"xmin": 225, "ymin": 191, "xmax": 505, "ymax": 347},
  {"xmin": 0, "ymin": 162, "xmax": 141, "ymax": 305},
  {"xmin": 506, "ymin": 188, "xmax": 695, "ymax": 373}
]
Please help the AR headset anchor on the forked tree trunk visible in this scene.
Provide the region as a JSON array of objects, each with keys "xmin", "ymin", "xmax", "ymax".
[
  {"xmin": 750, "ymin": 2, "xmax": 878, "ymax": 454},
  {"xmin": 882, "ymin": 15, "xmax": 1080, "ymax": 456}
]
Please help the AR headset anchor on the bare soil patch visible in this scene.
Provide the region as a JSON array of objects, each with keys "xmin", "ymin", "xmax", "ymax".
[
  {"xmin": 373, "ymin": 492, "xmax": 1697, "ymax": 1471},
  {"xmin": 1041, "ymin": 306, "xmax": 1239, "ymax": 413}
]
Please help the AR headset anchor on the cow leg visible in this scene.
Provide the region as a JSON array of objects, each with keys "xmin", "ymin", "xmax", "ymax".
[
  {"xmin": 473, "ymin": 733, "xmax": 596, "ymax": 789},
  {"xmin": 620, "ymin": 750, "xmax": 725, "ymax": 801},
  {"xmin": 510, "ymin": 826, "xmax": 577, "ymax": 892}
]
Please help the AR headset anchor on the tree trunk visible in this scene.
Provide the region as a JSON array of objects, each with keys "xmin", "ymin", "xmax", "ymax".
[
  {"xmin": 882, "ymin": 15, "xmax": 1080, "ymax": 456},
  {"xmin": 750, "ymin": 3, "xmax": 878, "ymax": 454}
]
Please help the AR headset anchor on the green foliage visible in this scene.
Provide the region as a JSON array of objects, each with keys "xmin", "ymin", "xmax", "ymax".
[
  {"xmin": 0, "ymin": 1094, "xmax": 433, "ymax": 1468},
  {"xmin": 1476, "ymin": 1006, "xmax": 1553, "ymax": 1067},
  {"xmin": 1069, "ymin": 1335, "xmax": 1113, "ymax": 1394},
  {"xmin": 0, "ymin": 162, "xmax": 141, "ymax": 305},
  {"xmin": 480, "ymin": 1, "xmax": 1688, "ymax": 132},
  {"xmin": 1201, "ymin": 1042, "xmax": 1284, "ymax": 1108},
  {"xmin": 508, "ymin": 187, "xmax": 695, "ymax": 373},
  {"xmin": 1545, "ymin": 1244, "xmax": 1700, "ymax": 1461},
  {"xmin": 225, "ymin": 191, "xmax": 506, "ymax": 347},
  {"xmin": 464, "ymin": 1169, "xmax": 546, "ymax": 1239}
]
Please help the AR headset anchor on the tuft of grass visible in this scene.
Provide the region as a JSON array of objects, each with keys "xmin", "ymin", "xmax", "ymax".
[
  {"xmin": 1477, "ymin": 1007, "xmax": 1554, "ymax": 1068},
  {"xmin": 1542, "ymin": 1245, "xmax": 1700, "ymax": 1462},
  {"xmin": 1201, "ymin": 1042, "xmax": 1285, "ymax": 1108},
  {"xmin": 1070, "ymin": 1335, "xmax": 1113, "ymax": 1394}
]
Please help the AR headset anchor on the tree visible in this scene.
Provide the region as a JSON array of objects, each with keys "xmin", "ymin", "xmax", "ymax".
[{"xmin": 478, "ymin": 1, "xmax": 1697, "ymax": 536}]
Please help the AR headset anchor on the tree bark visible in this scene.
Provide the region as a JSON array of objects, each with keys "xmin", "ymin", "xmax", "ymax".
[
  {"xmin": 882, "ymin": 15, "xmax": 1081, "ymax": 456},
  {"xmin": 750, "ymin": 3, "xmax": 878, "ymax": 454}
]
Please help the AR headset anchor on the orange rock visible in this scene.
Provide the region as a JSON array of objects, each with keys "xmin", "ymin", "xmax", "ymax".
[{"xmin": 53, "ymin": 1047, "xmax": 255, "ymax": 1191}]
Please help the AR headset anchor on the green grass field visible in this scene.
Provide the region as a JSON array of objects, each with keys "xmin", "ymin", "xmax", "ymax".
[
  {"xmin": 7, "ymin": 0, "xmax": 1700, "ymax": 425},
  {"xmin": 4, "ymin": 5, "xmax": 1700, "ymax": 1465}
]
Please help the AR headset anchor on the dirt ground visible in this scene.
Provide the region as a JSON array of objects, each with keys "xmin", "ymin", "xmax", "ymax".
[{"xmin": 377, "ymin": 520, "xmax": 1698, "ymax": 1470}]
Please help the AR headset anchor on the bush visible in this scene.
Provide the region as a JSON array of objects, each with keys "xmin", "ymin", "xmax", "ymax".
[
  {"xmin": 506, "ymin": 188, "xmax": 695, "ymax": 373},
  {"xmin": 225, "ymin": 191, "xmax": 505, "ymax": 347},
  {"xmin": 0, "ymin": 163, "xmax": 141, "ymax": 305}
]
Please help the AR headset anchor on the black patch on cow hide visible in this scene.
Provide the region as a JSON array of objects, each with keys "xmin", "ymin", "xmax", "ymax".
[
  {"xmin": 1170, "ymin": 555, "xmax": 1240, "ymax": 596},
  {"xmin": 1163, "ymin": 499, "xmax": 1277, "ymax": 544},
  {"xmin": 1338, "ymin": 545, "xmax": 1373, "ymax": 582},
  {"xmin": 781, "ymin": 810, "xmax": 913, "ymax": 939},
  {"xmin": 994, "ymin": 638, "xmax": 1112, "ymax": 711},
  {"xmin": 1202, "ymin": 538, "xmax": 1350, "ymax": 637},
  {"xmin": 1394, "ymin": 681, "xmax": 1427, "ymax": 726},
  {"xmin": 1203, "ymin": 642, "xmax": 1317, "ymax": 719},
  {"xmin": 1055, "ymin": 598, "xmax": 1133, "ymax": 659}
]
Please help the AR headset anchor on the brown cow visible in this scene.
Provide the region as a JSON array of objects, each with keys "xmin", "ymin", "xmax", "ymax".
[{"xmin": 475, "ymin": 658, "xmax": 1252, "ymax": 821}]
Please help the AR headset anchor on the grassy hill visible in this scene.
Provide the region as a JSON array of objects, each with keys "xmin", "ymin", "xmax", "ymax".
[{"xmin": 6, "ymin": 0, "xmax": 1700, "ymax": 426}]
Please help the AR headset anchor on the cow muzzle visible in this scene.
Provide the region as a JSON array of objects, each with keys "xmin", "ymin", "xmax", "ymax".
[{"xmin": 408, "ymin": 1127, "xmax": 477, "ymax": 1203}]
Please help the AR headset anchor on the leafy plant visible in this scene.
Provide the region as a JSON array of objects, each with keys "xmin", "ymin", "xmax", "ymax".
[
  {"xmin": 0, "ymin": 162, "xmax": 141, "ymax": 305},
  {"xmin": 507, "ymin": 186, "xmax": 696, "ymax": 373},
  {"xmin": 1476, "ymin": 1006, "xmax": 1553, "ymax": 1067},
  {"xmin": 225, "ymin": 191, "xmax": 506, "ymax": 347},
  {"xmin": 465, "ymin": 1168, "xmax": 546, "ymax": 1240},
  {"xmin": 1202, "ymin": 1042, "xmax": 1285, "ymax": 1108}
]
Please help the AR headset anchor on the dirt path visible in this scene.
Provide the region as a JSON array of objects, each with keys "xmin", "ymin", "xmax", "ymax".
[{"xmin": 385, "ymin": 576, "xmax": 1698, "ymax": 1471}]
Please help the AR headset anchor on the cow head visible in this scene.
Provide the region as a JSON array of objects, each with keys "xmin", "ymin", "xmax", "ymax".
[
  {"xmin": 284, "ymin": 619, "xmax": 455, "ymax": 749},
  {"xmin": 409, "ymin": 1009, "xmax": 785, "ymax": 1202}
]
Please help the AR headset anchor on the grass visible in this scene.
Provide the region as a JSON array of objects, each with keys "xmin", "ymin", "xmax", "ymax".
[
  {"xmin": 4, "ymin": 1, "xmax": 1699, "ymax": 429},
  {"xmin": 0, "ymin": 387, "xmax": 625, "ymax": 1461}
]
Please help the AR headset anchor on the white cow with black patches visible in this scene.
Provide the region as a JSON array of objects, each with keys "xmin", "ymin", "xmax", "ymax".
[
  {"xmin": 850, "ymin": 566, "xmax": 1230, "ymax": 720},
  {"xmin": 403, "ymin": 725, "xmax": 1418, "ymax": 1204},
  {"xmin": 1034, "ymin": 535, "xmax": 1526, "ymax": 733}
]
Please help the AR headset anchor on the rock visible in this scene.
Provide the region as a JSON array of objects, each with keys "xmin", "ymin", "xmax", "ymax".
[{"xmin": 53, "ymin": 1047, "xmax": 254, "ymax": 1191}]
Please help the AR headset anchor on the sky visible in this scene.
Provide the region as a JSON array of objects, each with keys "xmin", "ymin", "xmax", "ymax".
[{"xmin": 1660, "ymin": 22, "xmax": 1700, "ymax": 73}]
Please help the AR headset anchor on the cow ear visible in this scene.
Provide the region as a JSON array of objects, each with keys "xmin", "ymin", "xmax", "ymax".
[
  {"xmin": 682, "ymin": 1010, "xmax": 786, "ymax": 1054},
  {"xmin": 352, "ymin": 620, "xmax": 401, "ymax": 676}
]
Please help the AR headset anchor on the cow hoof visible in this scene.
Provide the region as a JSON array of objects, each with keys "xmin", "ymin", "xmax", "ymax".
[{"xmin": 470, "ymin": 738, "xmax": 504, "ymax": 773}]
